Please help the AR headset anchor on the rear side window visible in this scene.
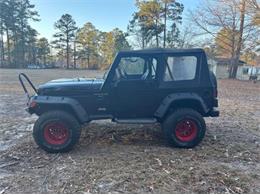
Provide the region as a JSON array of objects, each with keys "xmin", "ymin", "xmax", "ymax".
[{"xmin": 163, "ymin": 56, "xmax": 197, "ymax": 81}]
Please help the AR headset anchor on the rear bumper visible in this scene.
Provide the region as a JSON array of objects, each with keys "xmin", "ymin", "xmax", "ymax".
[
  {"xmin": 209, "ymin": 108, "xmax": 219, "ymax": 117},
  {"xmin": 213, "ymin": 98, "xmax": 218, "ymax": 107}
]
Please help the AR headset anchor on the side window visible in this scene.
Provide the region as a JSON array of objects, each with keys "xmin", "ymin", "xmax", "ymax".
[
  {"xmin": 119, "ymin": 57, "xmax": 145, "ymax": 75},
  {"xmin": 164, "ymin": 56, "xmax": 197, "ymax": 81},
  {"xmin": 114, "ymin": 56, "xmax": 158, "ymax": 80}
]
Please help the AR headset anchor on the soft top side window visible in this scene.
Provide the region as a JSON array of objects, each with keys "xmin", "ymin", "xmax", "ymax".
[
  {"xmin": 119, "ymin": 57, "xmax": 145, "ymax": 75},
  {"xmin": 163, "ymin": 56, "xmax": 197, "ymax": 81},
  {"xmin": 114, "ymin": 56, "xmax": 158, "ymax": 81}
]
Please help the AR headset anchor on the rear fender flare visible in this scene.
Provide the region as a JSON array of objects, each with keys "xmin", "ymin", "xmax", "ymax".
[{"xmin": 154, "ymin": 93, "xmax": 209, "ymax": 119}]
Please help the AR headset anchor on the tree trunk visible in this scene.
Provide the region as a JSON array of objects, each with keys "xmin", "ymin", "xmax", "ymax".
[
  {"xmin": 43, "ymin": 54, "xmax": 46, "ymax": 65},
  {"xmin": 21, "ymin": 41, "xmax": 25, "ymax": 68},
  {"xmin": 229, "ymin": 14, "xmax": 238, "ymax": 78},
  {"xmin": 20, "ymin": 20, "xmax": 25, "ymax": 68},
  {"xmin": 6, "ymin": 29, "xmax": 11, "ymax": 67},
  {"xmin": 155, "ymin": 19, "xmax": 160, "ymax": 47},
  {"xmin": 142, "ymin": 35, "xmax": 145, "ymax": 49},
  {"xmin": 13, "ymin": 30, "xmax": 19, "ymax": 68},
  {"xmin": 230, "ymin": 0, "xmax": 246, "ymax": 79},
  {"xmin": 0, "ymin": 29, "xmax": 4, "ymax": 67},
  {"xmin": 73, "ymin": 41, "xmax": 76, "ymax": 69},
  {"xmin": 66, "ymin": 36, "xmax": 69, "ymax": 69},
  {"xmin": 163, "ymin": 2, "xmax": 167, "ymax": 48},
  {"xmin": 87, "ymin": 52, "xmax": 90, "ymax": 69},
  {"xmin": 156, "ymin": 34, "xmax": 159, "ymax": 48},
  {"xmin": 141, "ymin": 31, "xmax": 145, "ymax": 49},
  {"xmin": 33, "ymin": 47, "xmax": 37, "ymax": 65}
]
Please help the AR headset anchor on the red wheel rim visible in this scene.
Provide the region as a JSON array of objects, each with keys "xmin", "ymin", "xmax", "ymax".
[
  {"xmin": 175, "ymin": 119, "xmax": 198, "ymax": 142},
  {"xmin": 43, "ymin": 122, "xmax": 69, "ymax": 145}
]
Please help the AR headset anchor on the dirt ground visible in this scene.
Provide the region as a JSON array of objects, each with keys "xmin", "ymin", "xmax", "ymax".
[{"xmin": 0, "ymin": 68, "xmax": 259, "ymax": 193}]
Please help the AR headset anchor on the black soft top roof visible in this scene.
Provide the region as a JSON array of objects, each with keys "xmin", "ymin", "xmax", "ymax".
[{"xmin": 119, "ymin": 48, "xmax": 205, "ymax": 55}]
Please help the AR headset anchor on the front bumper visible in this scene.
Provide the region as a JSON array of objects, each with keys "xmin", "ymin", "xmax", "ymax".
[
  {"xmin": 25, "ymin": 107, "xmax": 34, "ymax": 114},
  {"xmin": 25, "ymin": 95, "xmax": 38, "ymax": 114}
]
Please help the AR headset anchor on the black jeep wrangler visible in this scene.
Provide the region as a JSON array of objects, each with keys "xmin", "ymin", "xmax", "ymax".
[{"xmin": 19, "ymin": 48, "xmax": 219, "ymax": 153}]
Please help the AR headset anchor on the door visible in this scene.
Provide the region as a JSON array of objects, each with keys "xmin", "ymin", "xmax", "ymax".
[{"xmin": 112, "ymin": 55, "xmax": 159, "ymax": 118}]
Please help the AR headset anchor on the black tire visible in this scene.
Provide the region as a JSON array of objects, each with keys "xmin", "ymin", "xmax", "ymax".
[
  {"xmin": 163, "ymin": 108, "xmax": 206, "ymax": 148},
  {"xmin": 33, "ymin": 110, "xmax": 81, "ymax": 153}
]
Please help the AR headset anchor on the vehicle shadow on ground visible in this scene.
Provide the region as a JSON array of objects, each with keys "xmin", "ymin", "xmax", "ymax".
[
  {"xmin": 76, "ymin": 122, "xmax": 221, "ymax": 152},
  {"xmin": 78, "ymin": 123, "xmax": 169, "ymax": 149}
]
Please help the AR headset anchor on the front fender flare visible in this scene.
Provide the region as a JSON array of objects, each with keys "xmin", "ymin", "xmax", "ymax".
[{"xmin": 31, "ymin": 96, "xmax": 89, "ymax": 123}]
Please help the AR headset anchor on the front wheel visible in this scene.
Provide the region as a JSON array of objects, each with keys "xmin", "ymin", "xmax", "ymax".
[
  {"xmin": 163, "ymin": 108, "xmax": 206, "ymax": 148},
  {"xmin": 33, "ymin": 111, "xmax": 81, "ymax": 153}
]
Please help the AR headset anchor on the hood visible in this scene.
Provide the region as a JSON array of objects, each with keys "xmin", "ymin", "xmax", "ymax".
[{"xmin": 38, "ymin": 77, "xmax": 104, "ymax": 96}]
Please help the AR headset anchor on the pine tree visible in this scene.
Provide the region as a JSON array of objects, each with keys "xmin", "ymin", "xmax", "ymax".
[
  {"xmin": 137, "ymin": 0, "xmax": 163, "ymax": 47},
  {"xmin": 128, "ymin": 0, "xmax": 183, "ymax": 48},
  {"xmin": 112, "ymin": 28, "xmax": 131, "ymax": 55},
  {"xmin": 52, "ymin": 14, "xmax": 77, "ymax": 69},
  {"xmin": 0, "ymin": 0, "xmax": 39, "ymax": 68},
  {"xmin": 77, "ymin": 22, "xmax": 99, "ymax": 68},
  {"xmin": 128, "ymin": 12, "xmax": 153, "ymax": 48},
  {"xmin": 37, "ymin": 37, "xmax": 50, "ymax": 65},
  {"xmin": 161, "ymin": 0, "xmax": 183, "ymax": 48}
]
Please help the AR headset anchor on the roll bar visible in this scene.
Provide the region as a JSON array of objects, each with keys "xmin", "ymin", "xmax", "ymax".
[{"xmin": 18, "ymin": 73, "xmax": 37, "ymax": 100}]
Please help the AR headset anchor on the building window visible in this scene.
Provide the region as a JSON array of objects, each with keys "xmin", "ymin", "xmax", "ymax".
[{"xmin": 243, "ymin": 67, "xmax": 249, "ymax": 74}]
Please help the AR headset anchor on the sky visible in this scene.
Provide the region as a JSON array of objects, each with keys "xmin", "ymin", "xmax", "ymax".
[{"xmin": 30, "ymin": 0, "xmax": 201, "ymax": 41}]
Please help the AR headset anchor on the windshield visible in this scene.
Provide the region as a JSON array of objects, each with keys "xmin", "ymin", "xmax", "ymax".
[{"xmin": 103, "ymin": 71, "xmax": 108, "ymax": 79}]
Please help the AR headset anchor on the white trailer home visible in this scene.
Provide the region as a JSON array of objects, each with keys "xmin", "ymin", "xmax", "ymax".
[{"xmin": 237, "ymin": 65, "xmax": 260, "ymax": 80}]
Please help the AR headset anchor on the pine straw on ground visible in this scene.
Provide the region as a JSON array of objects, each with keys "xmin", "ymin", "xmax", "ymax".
[{"xmin": 0, "ymin": 69, "xmax": 259, "ymax": 193}]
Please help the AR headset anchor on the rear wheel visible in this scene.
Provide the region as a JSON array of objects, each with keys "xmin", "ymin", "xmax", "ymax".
[
  {"xmin": 33, "ymin": 111, "xmax": 81, "ymax": 153},
  {"xmin": 163, "ymin": 108, "xmax": 206, "ymax": 148}
]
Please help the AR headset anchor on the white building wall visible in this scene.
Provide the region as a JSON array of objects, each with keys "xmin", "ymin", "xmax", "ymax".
[
  {"xmin": 216, "ymin": 65, "xmax": 229, "ymax": 79},
  {"xmin": 207, "ymin": 58, "xmax": 217, "ymax": 75},
  {"xmin": 237, "ymin": 65, "xmax": 260, "ymax": 80}
]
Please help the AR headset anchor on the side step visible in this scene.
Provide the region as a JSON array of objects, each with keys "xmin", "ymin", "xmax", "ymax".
[{"xmin": 114, "ymin": 118, "xmax": 157, "ymax": 124}]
